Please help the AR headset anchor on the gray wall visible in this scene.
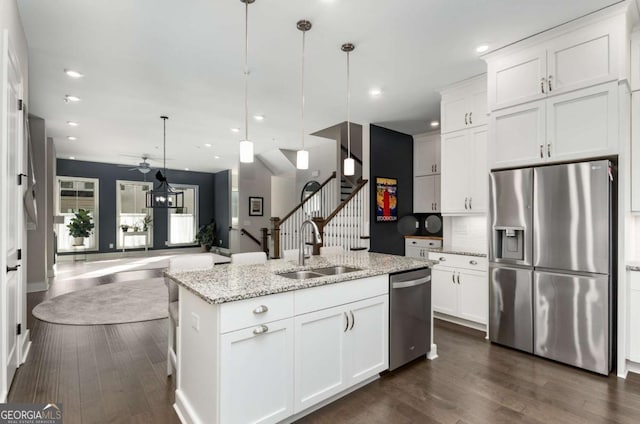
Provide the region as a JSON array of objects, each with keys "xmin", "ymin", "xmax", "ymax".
[
  {"xmin": 369, "ymin": 125, "xmax": 413, "ymax": 256},
  {"xmin": 235, "ymin": 160, "xmax": 272, "ymax": 253},
  {"xmin": 26, "ymin": 117, "xmax": 47, "ymax": 289},
  {"xmin": 214, "ymin": 170, "xmax": 231, "ymax": 248},
  {"xmin": 57, "ymin": 159, "xmax": 230, "ymax": 252}
]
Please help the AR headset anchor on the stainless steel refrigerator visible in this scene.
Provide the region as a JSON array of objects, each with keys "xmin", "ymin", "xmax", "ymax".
[{"xmin": 489, "ymin": 160, "xmax": 613, "ymax": 375}]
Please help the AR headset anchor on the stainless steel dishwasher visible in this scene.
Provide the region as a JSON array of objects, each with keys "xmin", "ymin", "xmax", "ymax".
[{"xmin": 389, "ymin": 268, "xmax": 431, "ymax": 371}]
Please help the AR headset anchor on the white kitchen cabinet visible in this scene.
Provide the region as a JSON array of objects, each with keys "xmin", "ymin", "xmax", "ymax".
[
  {"xmin": 414, "ymin": 133, "xmax": 441, "ymax": 176},
  {"xmin": 429, "ymin": 252, "xmax": 488, "ymax": 329},
  {"xmin": 489, "ymin": 82, "xmax": 618, "ymax": 169},
  {"xmin": 632, "ymin": 31, "xmax": 640, "ymax": 91},
  {"xmin": 220, "ymin": 318, "xmax": 294, "ymax": 424},
  {"xmin": 441, "ymin": 75, "xmax": 487, "ymax": 134},
  {"xmin": 441, "ymin": 126, "xmax": 488, "ymax": 214},
  {"xmin": 629, "ymin": 272, "xmax": 640, "ymax": 363},
  {"xmin": 405, "ymin": 238, "xmax": 443, "ymax": 259},
  {"xmin": 486, "ymin": 13, "xmax": 624, "ymax": 111},
  {"xmin": 414, "ymin": 174, "xmax": 440, "ymax": 213},
  {"xmin": 632, "ymin": 93, "xmax": 640, "ymax": 212},
  {"xmin": 294, "ymin": 295, "xmax": 388, "ymax": 413}
]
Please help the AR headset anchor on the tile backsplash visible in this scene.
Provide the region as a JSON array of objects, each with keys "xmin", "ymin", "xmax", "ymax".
[{"xmin": 443, "ymin": 216, "xmax": 488, "ymax": 253}]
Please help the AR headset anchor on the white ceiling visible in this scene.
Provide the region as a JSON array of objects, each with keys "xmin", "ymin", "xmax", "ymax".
[{"xmin": 18, "ymin": 0, "xmax": 622, "ymax": 173}]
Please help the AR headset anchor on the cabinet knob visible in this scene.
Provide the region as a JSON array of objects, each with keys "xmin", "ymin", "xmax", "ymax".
[
  {"xmin": 439, "ymin": 257, "xmax": 446, "ymax": 261},
  {"xmin": 253, "ymin": 324, "xmax": 269, "ymax": 335},
  {"xmin": 469, "ymin": 260, "xmax": 478, "ymax": 265},
  {"xmin": 253, "ymin": 305, "xmax": 269, "ymax": 314}
]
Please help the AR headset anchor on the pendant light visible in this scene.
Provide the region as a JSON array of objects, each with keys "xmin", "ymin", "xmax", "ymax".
[
  {"xmin": 145, "ymin": 116, "xmax": 184, "ymax": 209},
  {"xmin": 239, "ymin": 0, "xmax": 255, "ymax": 163},
  {"xmin": 296, "ymin": 20, "xmax": 312, "ymax": 170},
  {"xmin": 342, "ymin": 43, "xmax": 355, "ymax": 176}
]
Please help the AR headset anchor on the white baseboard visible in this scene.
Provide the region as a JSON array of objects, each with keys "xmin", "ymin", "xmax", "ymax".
[
  {"xmin": 27, "ymin": 280, "xmax": 48, "ymax": 293},
  {"xmin": 434, "ymin": 313, "xmax": 487, "ymax": 333},
  {"xmin": 19, "ymin": 331, "xmax": 31, "ymax": 364},
  {"xmin": 46, "ymin": 267, "xmax": 56, "ymax": 278},
  {"xmin": 427, "ymin": 343, "xmax": 438, "ymax": 360},
  {"xmin": 0, "ymin": 389, "xmax": 6, "ymax": 403},
  {"xmin": 174, "ymin": 389, "xmax": 202, "ymax": 424},
  {"xmin": 57, "ymin": 246, "xmax": 205, "ymax": 262}
]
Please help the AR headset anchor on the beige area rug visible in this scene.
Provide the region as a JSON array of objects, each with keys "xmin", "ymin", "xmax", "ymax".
[{"xmin": 32, "ymin": 277, "xmax": 168, "ymax": 325}]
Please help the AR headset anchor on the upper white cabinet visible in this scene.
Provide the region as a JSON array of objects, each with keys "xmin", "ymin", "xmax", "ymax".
[
  {"xmin": 441, "ymin": 75, "xmax": 488, "ymax": 133},
  {"xmin": 490, "ymin": 81, "xmax": 619, "ymax": 169},
  {"xmin": 414, "ymin": 175, "xmax": 440, "ymax": 213},
  {"xmin": 414, "ymin": 133, "xmax": 441, "ymax": 176},
  {"xmin": 486, "ymin": 13, "xmax": 625, "ymax": 111},
  {"xmin": 441, "ymin": 127, "xmax": 487, "ymax": 214},
  {"xmin": 632, "ymin": 31, "xmax": 640, "ymax": 91}
]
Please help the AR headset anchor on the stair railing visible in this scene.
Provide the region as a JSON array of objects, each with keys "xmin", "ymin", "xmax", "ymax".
[{"xmin": 319, "ymin": 178, "xmax": 369, "ymax": 252}]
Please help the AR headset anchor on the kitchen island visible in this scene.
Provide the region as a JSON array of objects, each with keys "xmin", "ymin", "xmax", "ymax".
[{"xmin": 165, "ymin": 251, "xmax": 436, "ymax": 424}]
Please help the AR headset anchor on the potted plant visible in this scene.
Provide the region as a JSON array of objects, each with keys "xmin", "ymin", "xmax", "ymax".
[
  {"xmin": 67, "ymin": 208, "xmax": 94, "ymax": 246},
  {"xmin": 141, "ymin": 215, "xmax": 152, "ymax": 231},
  {"xmin": 195, "ymin": 220, "xmax": 216, "ymax": 252},
  {"xmin": 120, "ymin": 224, "xmax": 130, "ymax": 232}
]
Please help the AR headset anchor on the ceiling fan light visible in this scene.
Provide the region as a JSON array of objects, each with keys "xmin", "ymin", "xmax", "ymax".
[
  {"xmin": 296, "ymin": 150, "xmax": 309, "ymax": 170},
  {"xmin": 139, "ymin": 167, "xmax": 151, "ymax": 174},
  {"xmin": 239, "ymin": 140, "xmax": 254, "ymax": 163},
  {"xmin": 344, "ymin": 157, "xmax": 355, "ymax": 176}
]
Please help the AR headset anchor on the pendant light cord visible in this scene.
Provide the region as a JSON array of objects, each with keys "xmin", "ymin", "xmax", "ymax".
[
  {"xmin": 346, "ymin": 50, "xmax": 351, "ymax": 159},
  {"xmin": 163, "ymin": 117, "xmax": 167, "ymax": 176},
  {"xmin": 244, "ymin": 0, "xmax": 249, "ymax": 142},
  {"xmin": 301, "ymin": 29, "xmax": 306, "ymax": 150}
]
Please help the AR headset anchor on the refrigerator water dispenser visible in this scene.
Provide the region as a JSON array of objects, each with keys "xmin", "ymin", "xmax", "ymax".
[{"xmin": 494, "ymin": 226, "xmax": 525, "ymax": 261}]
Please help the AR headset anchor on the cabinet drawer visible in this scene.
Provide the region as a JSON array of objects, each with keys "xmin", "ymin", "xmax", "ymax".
[
  {"xmin": 405, "ymin": 238, "xmax": 442, "ymax": 249},
  {"xmin": 220, "ymin": 291, "xmax": 294, "ymax": 333},
  {"xmin": 294, "ymin": 275, "xmax": 388, "ymax": 316},
  {"xmin": 428, "ymin": 252, "xmax": 487, "ymax": 271}
]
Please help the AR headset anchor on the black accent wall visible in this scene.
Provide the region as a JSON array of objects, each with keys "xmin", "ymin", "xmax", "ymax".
[
  {"xmin": 369, "ymin": 125, "xmax": 413, "ymax": 256},
  {"xmin": 57, "ymin": 159, "xmax": 230, "ymax": 252}
]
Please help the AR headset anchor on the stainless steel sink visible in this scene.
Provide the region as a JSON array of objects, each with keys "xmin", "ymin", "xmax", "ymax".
[
  {"xmin": 278, "ymin": 270, "xmax": 324, "ymax": 280},
  {"xmin": 313, "ymin": 266, "xmax": 361, "ymax": 275}
]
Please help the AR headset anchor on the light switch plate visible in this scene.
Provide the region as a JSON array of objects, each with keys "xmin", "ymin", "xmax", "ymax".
[{"xmin": 191, "ymin": 313, "xmax": 200, "ymax": 332}]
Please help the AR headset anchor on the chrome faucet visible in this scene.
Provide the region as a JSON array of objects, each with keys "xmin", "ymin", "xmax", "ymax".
[{"xmin": 299, "ymin": 219, "xmax": 322, "ymax": 266}]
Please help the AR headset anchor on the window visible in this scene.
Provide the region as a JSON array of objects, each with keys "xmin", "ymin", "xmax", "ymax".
[
  {"xmin": 116, "ymin": 180, "xmax": 153, "ymax": 249},
  {"xmin": 55, "ymin": 177, "xmax": 99, "ymax": 252},
  {"xmin": 168, "ymin": 184, "xmax": 198, "ymax": 245}
]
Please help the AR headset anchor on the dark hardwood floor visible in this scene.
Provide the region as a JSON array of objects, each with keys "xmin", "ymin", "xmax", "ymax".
[{"xmin": 8, "ymin": 264, "xmax": 640, "ymax": 423}]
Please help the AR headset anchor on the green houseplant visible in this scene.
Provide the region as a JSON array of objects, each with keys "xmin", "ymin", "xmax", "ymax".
[
  {"xmin": 195, "ymin": 220, "xmax": 216, "ymax": 252},
  {"xmin": 67, "ymin": 208, "xmax": 94, "ymax": 246}
]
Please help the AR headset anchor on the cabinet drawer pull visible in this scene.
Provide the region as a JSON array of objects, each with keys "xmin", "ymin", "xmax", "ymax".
[
  {"xmin": 452, "ymin": 273, "xmax": 455, "ymax": 284},
  {"xmin": 540, "ymin": 144, "xmax": 544, "ymax": 158},
  {"xmin": 253, "ymin": 324, "xmax": 269, "ymax": 335},
  {"xmin": 439, "ymin": 257, "xmax": 446, "ymax": 261},
  {"xmin": 541, "ymin": 77, "xmax": 546, "ymax": 94},
  {"xmin": 349, "ymin": 311, "xmax": 355, "ymax": 330},
  {"xmin": 464, "ymin": 197, "xmax": 468, "ymax": 210},
  {"xmin": 464, "ymin": 112, "xmax": 468, "ymax": 125},
  {"xmin": 434, "ymin": 164, "xmax": 437, "ymax": 172},
  {"xmin": 469, "ymin": 260, "xmax": 478, "ymax": 265},
  {"xmin": 547, "ymin": 143, "xmax": 551, "ymax": 158},
  {"xmin": 344, "ymin": 312, "xmax": 349, "ymax": 332},
  {"xmin": 456, "ymin": 273, "xmax": 461, "ymax": 284},
  {"xmin": 469, "ymin": 197, "xmax": 472, "ymax": 210},
  {"xmin": 253, "ymin": 305, "xmax": 269, "ymax": 314},
  {"xmin": 548, "ymin": 75, "xmax": 552, "ymax": 92},
  {"xmin": 432, "ymin": 164, "xmax": 435, "ymax": 172},
  {"xmin": 469, "ymin": 112, "xmax": 473, "ymax": 124}
]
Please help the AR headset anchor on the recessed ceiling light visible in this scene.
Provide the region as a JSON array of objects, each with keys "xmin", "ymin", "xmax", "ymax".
[
  {"xmin": 184, "ymin": 168, "xmax": 190, "ymax": 171},
  {"xmin": 369, "ymin": 88, "xmax": 382, "ymax": 97},
  {"xmin": 204, "ymin": 143, "xmax": 212, "ymax": 147},
  {"xmin": 214, "ymin": 155, "xmax": 220, "ymax": 159},
  {"xmin": 69, "ymin": 156, "xmax": 75, "ymax": 160},
  {"xmin": 253, "ymin": 115, "xmax": 265, "ymax": 121},
  {"xmin": 430, "ymin": 121, "xmax": 440, "ymax": 128},
  {"xmin": 67, "ymin": 136, "xmax": 77, "ymax": 141},
  {"xmin": 64, "ymin": 69, "xmax": 84, "ymax": 78},
  {"xmin": 475, "ymin": 44, "xmax": 489, "ymax": 53},
  {"xmin": 64, "ymin": 95, "xmax": 81, "ymax": 102},
  {"xmin": 231, "ymin": 127, "xmax": 240, "ymax": 133},
  {"xmin": 67, "ymin": 121, "xmax": 79, "ymax": 126}
]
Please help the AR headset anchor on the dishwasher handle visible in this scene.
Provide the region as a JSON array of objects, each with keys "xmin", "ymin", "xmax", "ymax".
[{"xmin": 392, "ymin": 276, "xmax": 431, "ymax": 289}]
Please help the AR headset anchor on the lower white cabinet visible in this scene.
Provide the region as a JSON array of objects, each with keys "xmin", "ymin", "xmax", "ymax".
[
  {"xmin": 405, "ymin": 238, "xmax": 443, "ymax": 259},
  {"xmin": 629, "ymin": 272, "xmax": 640, "ymax": 363},
  {"xmin": 632, "ymin": 92, "xmax": 640, "ymax": 212},
  {"xmin": 220, "ymin": 318, "xmax": 294, "ymax": 424},
  {"xmin": 294, "ymin": 295, "xmax": 388, "ymax": 413}
]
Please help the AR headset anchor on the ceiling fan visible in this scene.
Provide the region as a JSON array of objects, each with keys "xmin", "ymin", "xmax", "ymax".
[{"xmin": 118, "ymin": 156, "xmax": 154, "ymax": 174}]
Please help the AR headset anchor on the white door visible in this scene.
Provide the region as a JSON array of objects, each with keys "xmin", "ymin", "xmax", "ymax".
[
  {"xmin": 468, "ymin": 127, "xmax": 488, "ymax": 213},
  {"xmin": 294, "ymin": 305, "xmax": 347, "ymax": 413},
  {"xmin": 2, "ymin": 34, "xmax": 23, "ymax": 395},
  {"xmin": 433, "ymin": 174, "xmax": 441, "ymax": 212},
  {"xmin": 219, "ymin": 318, "xmax": 294, "ymax": 424},
  {"xmin": 346, "ymin": 295, "xmax": 388, "ymax": 385},
  {"xmin": 441, "ymin": 131, "xmax": 469, "ymax": 214},
  {"xmin": 431, "ymin": 268, "xmax": 457, "ymax": 316},
  {"xmin": 414, "ymin": 135, "xmax": 437, "ymax": 176},
  {"xmin": 441, "ymin": 92, "xmax": 468, "ymax": 134},
  {"xmin": 490, "ymin": 100, "xmax": 546, "ymax": 169},
  {"xmin": 487, "ymin": 44, "xmax": 547, "ymax": 110},
  {"xmin": 413, "ymin": 176, "xmax": 436, "ymax": 213},
  {"xmin": 546, "ymin": 82, "xmax": 618, "ymax": 162},
  {"xmin": 457, "ymin": 271, "xmax": 488, "ymax": 325}
]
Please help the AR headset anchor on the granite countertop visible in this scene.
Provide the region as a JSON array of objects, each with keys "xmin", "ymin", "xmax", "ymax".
[
  {"xmin": 426, "ymin": 247, "xmax": 488, "ymax": 258},
  {"xmin": 165, "ymin": 251, "xmax": 436, "ymax": 305}
]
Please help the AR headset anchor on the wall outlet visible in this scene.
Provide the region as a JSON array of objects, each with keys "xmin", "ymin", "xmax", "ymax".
[
  {"xmin": 109, "ymin": 243, "xmax": 114, "ymax": 249},
  {"xmin": 191, "ymin": 313, "xmax": 200, "ymax": 332},
  {"xmin": 165, "ymin": 240, "xmax": 169, "ymax": 246}
]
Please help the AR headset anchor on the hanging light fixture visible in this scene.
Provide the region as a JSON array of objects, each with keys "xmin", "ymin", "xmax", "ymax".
[
  {"xmin": 342, "ymin": 43, "xmax": 355, "ymax": 176},
  {"xmin": 296, "ymin": 20, "xmax": 312, "ymax": 170},
  {"xmin": 145, "ymin": 116, "xmax": 184, "ymax": 209},
  {"xmin": 239, "ymin": 0, "xmax": 255, "ymax": 163}
]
